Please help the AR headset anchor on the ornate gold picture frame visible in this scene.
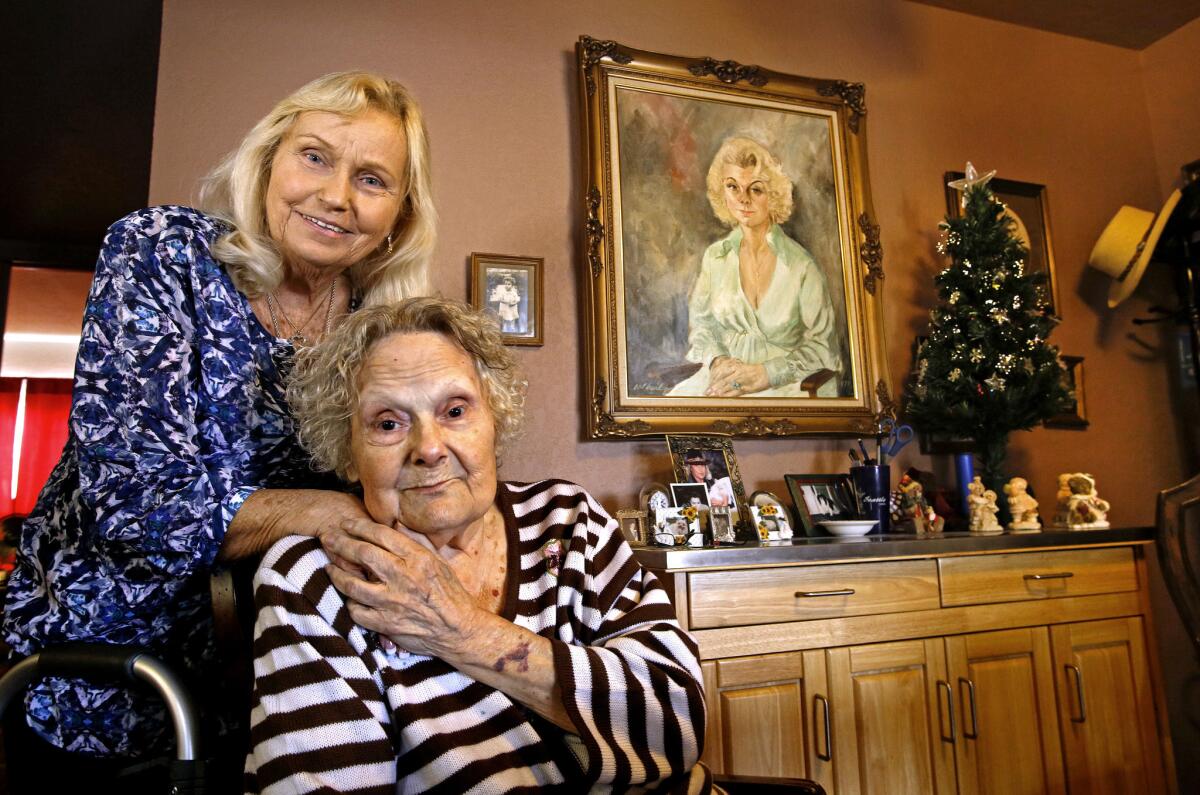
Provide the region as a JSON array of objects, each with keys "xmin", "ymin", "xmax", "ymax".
[{"xmin": 577, "ymin": 36, "xmax": 892, "ymax": 438}]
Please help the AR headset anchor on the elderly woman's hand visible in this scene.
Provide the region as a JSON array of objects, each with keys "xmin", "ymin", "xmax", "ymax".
[
  {"xmin": 320, "ymin": 517, "xmax": 484, "ymax": 657},
  {"xmin": 707, "ymin": 357, "xmax": 769, "ymax": 397}
]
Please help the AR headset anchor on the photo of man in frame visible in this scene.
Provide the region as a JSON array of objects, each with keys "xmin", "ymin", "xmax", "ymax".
[{"xmin": 680, "ymin": 449, "xmax": 736, "ymax": 508}]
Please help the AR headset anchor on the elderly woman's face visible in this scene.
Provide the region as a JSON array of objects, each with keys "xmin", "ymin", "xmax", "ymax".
[
  {"xmin": 721, "ymin": 164, "xmax": 771, "ymax": 231},
  {"xmin": 347, "ymin": 331, "xmax": 498, "ymax": 544},
  {"xmin": 266, "ymin": 109, "xmax": 408, "ymax": 276}
]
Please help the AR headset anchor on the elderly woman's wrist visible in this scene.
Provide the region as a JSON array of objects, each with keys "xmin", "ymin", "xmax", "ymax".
[{"xmin": 431, "ymin": 602, "xmax": 497, "ymax": 662}]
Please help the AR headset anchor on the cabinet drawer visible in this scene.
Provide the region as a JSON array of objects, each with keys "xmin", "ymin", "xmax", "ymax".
[
  {"xmin": 939, "ymin": 547, "xmax": 1137, "ymax": 607},
  {"xmin": 688, "ymin": 559, "xmax": 940, "ymax": 629}
]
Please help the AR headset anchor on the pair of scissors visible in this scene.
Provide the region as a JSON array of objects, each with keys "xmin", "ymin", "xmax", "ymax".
[{"xmin": 880, "ymin": 419, "xmax": 915, "ymax": 458}]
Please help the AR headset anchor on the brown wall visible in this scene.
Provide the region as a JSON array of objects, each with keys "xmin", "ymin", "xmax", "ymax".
[
  {"xmin": 150, "ymin": 0, "xmax": 1198, "ymax": 780},
  {"xmin": 1142, "ymin": 16, "xmax": 1200, "ymax": 195},
  {"xmin": 151, "ymin": 0, "xmax": 1187, "ymax": 520}
]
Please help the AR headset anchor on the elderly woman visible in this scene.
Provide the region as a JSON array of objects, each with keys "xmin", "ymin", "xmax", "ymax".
[
  {"xmin": 2, "ymin": 71, "xmax": 435, "ymax": 785},
  {"xmin": 668, "ymin": 136, "xmax": 841, "ymax": 398},
  {"xmin": 246, "ymin": 298, "xmax": 706, "ymax": 793}
]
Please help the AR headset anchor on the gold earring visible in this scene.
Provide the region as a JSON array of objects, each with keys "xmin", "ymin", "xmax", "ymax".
[{"xmin": 385, "ymin": 234, "xmax": 394, "ymax": 255}]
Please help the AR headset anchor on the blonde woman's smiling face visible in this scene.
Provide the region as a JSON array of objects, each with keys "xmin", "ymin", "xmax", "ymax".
[{"xmin": 265, "ymin": 109, "xmax": 408, "ymax": 277}]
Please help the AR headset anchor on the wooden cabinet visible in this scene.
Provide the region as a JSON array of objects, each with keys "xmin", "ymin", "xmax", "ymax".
[
  {"xmin": 826, "ymin": 638, "xmax": 956, "ymax": 795},
  {"xmin": 701, "ymin": 650, "xmax": 831, "ymax": 787},
  {"xmin": 1050, "ymin": 617, "xmax": 1166, "ymax": 795},
  {"xmin": 945, "ymin": 627, "xmax": 1065, "ymax": 795},
  {"xmin": 645, "ymin": 537, "xmax": 1176, "ymax": 795}
]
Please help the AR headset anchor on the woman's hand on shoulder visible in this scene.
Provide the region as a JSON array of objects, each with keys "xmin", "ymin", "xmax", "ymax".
[{"xmin": 221, "ymin": 488, "xmax": 372, "ymax": 561}]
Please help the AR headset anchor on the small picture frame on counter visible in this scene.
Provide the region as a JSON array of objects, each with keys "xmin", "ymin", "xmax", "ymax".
[
  {"xmin": 785, "ymin": 473, "xmax": 857, "ymax": 536},
  {"xmin": 615, "ymin": 508, "xmax": 646, "ymax": 547}
]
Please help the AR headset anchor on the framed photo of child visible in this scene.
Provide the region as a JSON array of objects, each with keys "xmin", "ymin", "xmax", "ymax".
[{"xmin": 469, "ymin": 253, "xmax": 544, "ymax": 346}]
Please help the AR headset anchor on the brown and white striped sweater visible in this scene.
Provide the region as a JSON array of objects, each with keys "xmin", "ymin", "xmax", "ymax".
[{"xmin": 244, "ymin": 479, "xmax": 707, "ymax": 794}]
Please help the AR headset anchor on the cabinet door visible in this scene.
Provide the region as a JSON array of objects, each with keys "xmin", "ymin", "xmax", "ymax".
[
  {"xmin": 1049, "ymin": 618, "xmax": 1166, "ymax": 795},
  {"xmin": 945, "ymin": 627, "xmax": 1066, "ymax": 795},
  {"xmin": 827, "ymin": 638, "xmax": 957, "ymax": 795},
  {"xmin": 701, "ymin": 650, "xmax": 831, "ymax": 790}
]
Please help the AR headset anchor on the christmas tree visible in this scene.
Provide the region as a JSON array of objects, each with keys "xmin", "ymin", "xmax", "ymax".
[{"xmin": 905, "ymin": 164, "xmax": 1072, "ymax": 502}]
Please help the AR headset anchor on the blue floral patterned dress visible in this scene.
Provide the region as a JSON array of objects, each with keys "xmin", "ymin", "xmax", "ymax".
[{"xmin": 2, "ymin": 206, "xmax": 340, "ymax": 756}]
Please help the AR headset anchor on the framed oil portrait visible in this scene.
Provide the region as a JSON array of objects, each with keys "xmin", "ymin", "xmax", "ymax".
[
  {"xmin": 944, "ymin": 173, "xmax": 1060, "ymax": 318},
  {"xmin": 469, "ymin": 253, "xmax": 544, "ymax": 346},
  {"xmin": 1044, "ymin": 355, "xmax": 1088, "ymax": 429},
  {"xmin": 665, "ymin": 434, "xmax": 745, "ymax": 514},
  {"xmin": 577, "ymin": 36, "xmax": 892, "ymax": 438},
  {"xmin": 784, "ymin": 473, "xmax": 856, "ymax": 536}
]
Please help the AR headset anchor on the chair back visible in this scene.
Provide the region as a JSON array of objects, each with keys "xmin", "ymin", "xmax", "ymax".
[
  {"xmin": 209, "ymin": 557, "xmax": 260, "ymax": 720},
  {"xmin": 1157, "ymin": 473, "xmax": 1200, "ymax": 656}
]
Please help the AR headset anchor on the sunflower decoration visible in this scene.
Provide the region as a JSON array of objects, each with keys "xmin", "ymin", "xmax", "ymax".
[
  {"xmin": 680, "ymin": 505, "xmax": 699, "ymax": 522},
  {"xmin": 756, "ymin": 521, "xmax": 770, "ymax": 541},
  {"xmin": 760, "ymin": 504, "xmax": 778, "ymax": 517}
]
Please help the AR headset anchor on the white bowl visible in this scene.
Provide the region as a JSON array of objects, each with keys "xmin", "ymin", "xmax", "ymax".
[{"xmin": 819, "ymin": 519, "xmax": 878, "ymax": 537}]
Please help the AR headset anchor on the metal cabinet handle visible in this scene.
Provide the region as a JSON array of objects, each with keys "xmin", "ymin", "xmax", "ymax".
[
  {"xmin": 959, "ymin": 677, "xmax": 979, "ymax": 739},
  {"xmin": 1065, "ymin": 664, "xmax": 1087, "ymax": 723},
  {"xmin": 1024, "ymin": 572, "xmax": 1074, "ymax": 581},
  {"xmin": 813, "ymin": 694, "xmax": 832, "ymax": 762},
  {"xmin": 937, "ymin": 680, "xmax": 956, "ymax": 743},
  {"xmin": 795, "ymin": 589, "xmax": 855, "ymax": 598}
]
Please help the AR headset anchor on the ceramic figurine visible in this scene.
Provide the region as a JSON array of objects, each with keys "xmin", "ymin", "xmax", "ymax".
[
  {"xmin": 1003, "ymin": 477, "xmax": 1041, "ymax": 532},
  {"xmin": 1053, "ymin": 472, "xmax": 1111, "ymax": 529},
  {"xmin": 895, "ymin": 473, "xmax": 944, "ymax": 534},
  {"xmin": 967, "ymin": 476, "xmax": 1002, "ymax": 534}
]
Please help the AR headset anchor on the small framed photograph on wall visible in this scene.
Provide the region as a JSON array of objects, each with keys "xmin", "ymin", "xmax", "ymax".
[
  {"xmin": 469, "ymin": 253, "xmax": 544, "ymax": 346},
  {"xmin": 1044, "ymin": 355, "xmax": 1088, "ymax": 429}
]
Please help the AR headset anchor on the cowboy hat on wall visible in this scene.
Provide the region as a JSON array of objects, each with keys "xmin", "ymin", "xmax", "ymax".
[{"xmin": 1088, "ymin": 189, "xmax": 1183, "ymax": 308}]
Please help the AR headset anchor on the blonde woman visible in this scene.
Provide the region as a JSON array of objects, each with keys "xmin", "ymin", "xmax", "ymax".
[
  {"xmin": 2, "ymin": 71, "xmax": 435, "ymax": 788},
  {"xmin": 668, "ymin": 136, "xmax": 841, "ymax": 398}
]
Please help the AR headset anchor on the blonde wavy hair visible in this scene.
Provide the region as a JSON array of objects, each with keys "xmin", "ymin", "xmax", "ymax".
[
  {"xmin": 198, "ymin": 70, "xmax": 436, "ymax": 305},
  {"xmin": 288, "ymin": 298, "xmax": 526, "ymax": 480},
  {"xmin": 705, "ymin": 136, "xmax": 794, "ymax": 227}
]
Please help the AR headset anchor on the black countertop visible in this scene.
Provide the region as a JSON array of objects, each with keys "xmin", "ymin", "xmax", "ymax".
[{"xmin": 633, "ymin": 526, "xmax": 1155, "ymax": 570}]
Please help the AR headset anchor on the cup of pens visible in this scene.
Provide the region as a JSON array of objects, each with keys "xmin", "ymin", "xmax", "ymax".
[{"xmin": 849, "ymin": 439, "xmax": 891, "ymax": 535}]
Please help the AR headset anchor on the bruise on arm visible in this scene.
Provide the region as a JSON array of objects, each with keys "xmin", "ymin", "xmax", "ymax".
[{"xmin": 492, "ymin": 641, "xmax": 531, "ymax": 673}]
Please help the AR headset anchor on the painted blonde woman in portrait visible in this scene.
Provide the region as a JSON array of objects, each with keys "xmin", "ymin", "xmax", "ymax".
[{"xmin": 668, "ymin": 136, "xmax": 841, "ymax": 398}]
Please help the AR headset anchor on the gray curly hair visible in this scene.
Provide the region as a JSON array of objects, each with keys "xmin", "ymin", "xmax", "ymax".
[{"xmin": 288, "ymin": 297, "xmax": 526, "ymax": 480}]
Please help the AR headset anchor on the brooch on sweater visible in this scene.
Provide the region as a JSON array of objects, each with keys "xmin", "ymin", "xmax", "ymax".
[{"xmin": 540, "ymin": 539, "xmax": 564, "ymax": 579}]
